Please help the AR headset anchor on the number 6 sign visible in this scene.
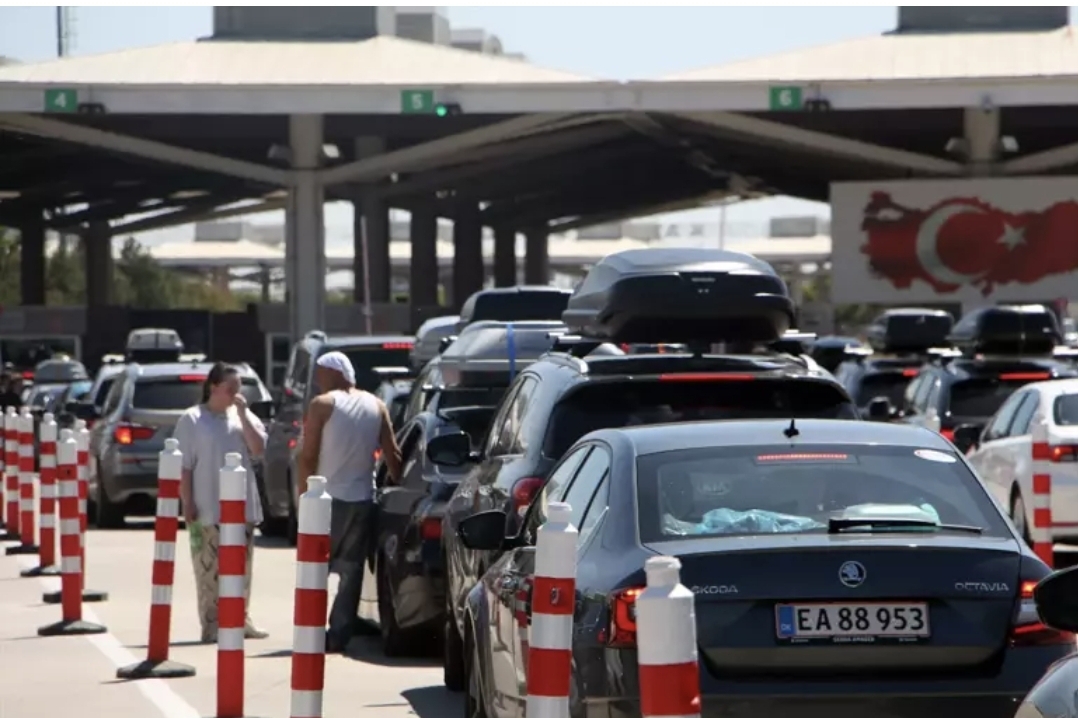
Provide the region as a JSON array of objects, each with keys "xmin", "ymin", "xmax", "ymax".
[{"xmin": 768, "ymin": 86, "xmax": 803, "ymax": 112}]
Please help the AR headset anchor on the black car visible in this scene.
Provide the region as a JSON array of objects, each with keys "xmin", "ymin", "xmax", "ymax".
[
  {"xmin": 374, "ymin": 376, "xmax": 415, "ymax": 433},
  {"xmin": 809, "ymin": 336, "xmax": 866, "ymax": 374},
  {"xmin": 260, "ymin": 331, "xmax": 415, "ymax": 539},
  {"xmin": 453, "ymin": 286, "xmax": 572, "ymax": 334},
  {"xmin": 901, "ymin": 305, "xmax": 1078, "ymax": 443},
  {"xmin": 453, "ymin": 419, "xmax": 1070, "ymax": 718},
  {"xmin": 431, "ymin": 247, "xmax": 860, "ymax": 690},
  {"xmin": 358, "ymin": 404, "xmax": 498, "ymax": 656},
  {"xmin": 834, "ymin": 308, "xmax": 955, "ymax": 420},
  {"xmin": 1017, "ymin": 566, "xmax": 1078, "ymax": 718}
]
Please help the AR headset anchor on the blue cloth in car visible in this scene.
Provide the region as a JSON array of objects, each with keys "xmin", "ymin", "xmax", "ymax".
[{"xmin": 663, "ymin": 508, "xmax": 825, "ymax": 536}]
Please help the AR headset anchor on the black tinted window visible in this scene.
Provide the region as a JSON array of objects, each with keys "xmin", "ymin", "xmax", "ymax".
[
  {"xmin": 94, "ymin": 377, "xmax": 117, "ymax": 406},
  {"xmin": 948, "ymin": 378, "xmax": 1034, "ymax": 419},
  {"xmin": 438, "ymin": 387, "xmax": 506, "ymax": 410},
  {"xmin": 636, "ymin": 444, "xmax": 1008, "ymax": 543},
  {"xmin": 544, "ymin": 379, "xmax": 856, "ymax": 458},
  {"xmin": 468, "ymin": 293, "xmax": 569, "ymax": 323},
  {"xmin": 133, "ymin": 378, "xmax": 262, "ymax": 410},
  {"xmin": 855, "ymin": 373, "xmax": 913, "ymax": 407},
  {"xmin": 34, "ymin": 361, "xmax": 88, "ymax": 382},
  {"xmin": 1054, "ymin": 395, "xmax": 1078, "ymax": 426},
  {"xmin": 340, "ymin": 346, "xmax": 413, "ymax": 392}
]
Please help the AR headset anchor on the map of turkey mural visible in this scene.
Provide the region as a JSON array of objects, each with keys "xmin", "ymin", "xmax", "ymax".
[{"xmin": 831, "ymin": 179, "xmax": 1078, "ymax": 304}]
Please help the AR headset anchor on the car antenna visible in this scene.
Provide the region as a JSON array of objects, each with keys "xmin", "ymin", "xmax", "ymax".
[{"xmin": 783, "ymin": 418, "xmax": 800, "ymax": 439}]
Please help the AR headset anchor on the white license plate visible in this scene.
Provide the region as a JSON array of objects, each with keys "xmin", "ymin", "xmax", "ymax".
[{"xmin": 775, "ymin": 602, "xmax": 930, "ymax": 644}]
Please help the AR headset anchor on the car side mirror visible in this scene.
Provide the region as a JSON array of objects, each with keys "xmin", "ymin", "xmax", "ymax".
[
  {"xmin": 438, "ymin": 336, "xmax": 458, "ymax": 354},
  {"xmin": 457, "ymin": 510, "xmax": 511, "ymax": 551},
  {"xmin": 249, "ymin": 400, "xmax": 276, "ymax": 422},
  {"xmin": 1034, "ymin": 566, "xmax": 1078, "ymax": 632},
  {"xmin": 866, "ymin": 396, "xmax": 893, "ymax": 421},
  {"xmin": 426, "ymin": 431, "xmax": 474, "ymax": 467},
  {"xmin": 952, "ymin": 424, "xmax": 981, "ymax": 454}
]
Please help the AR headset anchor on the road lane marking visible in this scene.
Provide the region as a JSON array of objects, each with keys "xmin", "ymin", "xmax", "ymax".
[{"xmin": 15, "ymin": 554, "xmax": 201, "ymax": 718}]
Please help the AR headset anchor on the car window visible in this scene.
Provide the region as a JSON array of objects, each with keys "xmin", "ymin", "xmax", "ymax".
[
  {"xmin": 559, "ymin": 447, "xmax": 611, "ymax": 532},
  {"xmin": 404, "ymin": 363, "xmax": 438, "ymax": 423},
  {"xmin": 102, "ymin": 376, "xmax": 126, "ymax": 416},
  {"xmin": 94, "ymin": 376, "xmax": 118, "ymax": 407},
  {"xmin": 489, "ymin": 377, "xmax": 538, "ymax": 458},
  {"xmin": 1009, "ymin": 392, "xmax": 1040, "ymax": 437},
  {"xmin": 340, "ymin": 343, "xmax": 414, "ymax": 393},
  {"xmin": 912, "ymin": 374, "xmax": 935, "ymax": 410},
  {"xmin": 855, "ymin": 373, "xmax": 913, "ymax": 408},
  {"xmin": 982, "ymin": 390, "xmax": 1026, "ymax": 441},
  {"xmin": 1054, "ymin": 394, "xmax": 1078, "ymax": 426},
  {"xmin": 636, "ymin": 444, "xmax": 1010, "ymax": 543},
  {"xmin": 133, "ymin": 378, "xmax": 262, "ymax": 411},
  {"xmin": 903, "ymin": 375, "xmax": 926, "ymax": 414},
  {"xmin": 948, "ymin": 378, "xmax": 1034, "ymax": 420},
  {"xmin": 283, "ymin": 345, "xmax": 311, "ymax": 399},
  {"xmin": 576, "ymin": 474, "xmax": 609, "ymax": 549},
  {"xmin": 522, "ymin": 446, "xmax": 592, "ymax": 542}
]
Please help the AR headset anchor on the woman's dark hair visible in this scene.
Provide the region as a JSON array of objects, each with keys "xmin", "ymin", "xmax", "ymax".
[{"xmin": 201, "ymin": 362, "xmax": 241, "ymax": 403}]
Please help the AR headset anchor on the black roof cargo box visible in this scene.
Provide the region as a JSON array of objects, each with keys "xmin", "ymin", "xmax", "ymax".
[
  {"xmin": 865, "ymin": 308, "xmax": 953, "ymax": 353},
  {"xmin": 561, "ymin": 248, "xmax": 794, "ymax": 344},
  {"xmin": 948, "ymin": 304, "xmax": 1061, "ymax": 356},
  {"xmin": 439, "ymin": 321, "xmax": 565, "ymax": 387},
  {"xmin": 456, "ymin": 286, "xmax": 572, "ymax": 332}
]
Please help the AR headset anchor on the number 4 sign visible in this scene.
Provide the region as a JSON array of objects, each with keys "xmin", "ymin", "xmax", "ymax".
[{"xmin": 44, "ymin": 88, "xmax": 78, "ymax": 113}]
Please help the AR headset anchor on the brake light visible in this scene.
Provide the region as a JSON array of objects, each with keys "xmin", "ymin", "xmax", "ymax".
[
  {"xmin": 658, "ymin": 373, "xmax": 755, "ymax": 382},
  {"xmin": 420, "ymin": 516, "xmax": 442, "ymax": 541},
  {"xmin": 382, "ymin": 342, "xmax": 413, "ymax": 350},
  {"xmin": 114, "ymin": 423, "xmax": 155, "ymax": 445},
  {"xmin": 178, "ymin": 375, "xmax": 206, "ymax": 382},
  {"xmin": 902, "ymin": 368, "xmax": 919, "ymax": 377},
  {"xmin": 607, "ymin": 586, "xmax": 644, "ymax": 647},
  {"xmin": 288, "ymin": 438, "xmax": 297, "ymax": 450},
  {"xmin": 940, "ymin": 428, "xmax": 955, "ymax": 442},
  {"xmin": 373, "ymin": 449, "xmax": 383, "ymax": 462},
  {"xmin": 510, "ymin": 477, "xmax": 544, "ymax": 517},
  {"xmin": 1051, "ymin": 445, "xmax": 1078, "ymax": 463},
  {"xmin": 1011, "ymin": 579, "xmax": 1075, "ymax": 646},
  {"xmin": 22, "ymin": 371, "xmax": 33, "ymax": 380},
  {"xmin": 1000, "ymin": 372, "xmax": 1051, "ymax": 381},
  {"xmin": 756, "ymin": 453, "xmax": 849, "ymax": 462}
]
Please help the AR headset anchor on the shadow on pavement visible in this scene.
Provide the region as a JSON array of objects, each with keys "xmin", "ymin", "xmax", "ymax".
[
  {"xmin": 402, "ymin": 685, "xmax": 463, "ymax": 718},
  {"xmin": 343, "ymin": 635, "xmax": 441, "ymax": 668},
  {"xmin": 251, "ymin": 648, "xmax": 293, "ymax": 659},
  {"xmin": 127, "ymin": 639, "xmax": 207, "ymax": 649},
  {"xmin": 254, "ymin": 534, "xmax": 293, "ymax": 550}
]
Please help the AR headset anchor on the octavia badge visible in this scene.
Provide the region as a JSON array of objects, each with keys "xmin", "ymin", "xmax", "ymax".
[{"xmin": 838, "ymin": 561, "xmax": 866, "ymax": 588}]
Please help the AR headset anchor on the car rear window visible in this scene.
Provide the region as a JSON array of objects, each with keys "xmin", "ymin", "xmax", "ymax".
[
  {"xmin": 544, "ymin": 379, "xmax": 857, "ymax": 457},
  {"xmin": 854, "ymin": 373, "xmax": 913, "ymax": 407},
  {"xmin": 636, "ymin": 444, "xmax": 1008, "ymax": 543},
  {"xmin": 339, "ymin": 345, "xmax": 414, "ymax": 392},
  {"xmin": 1054, "ymin": 394, "xmax": 1078, "ymax": 425},
  {"xmin": 133, "ymin": 378, "xmax": 263, "ymax": 411},
  {"xmin": 469, "ymin": 293, "xmax": 569, "ymax": 323},
  {"xmin": 33, "ymin": 361, "xmax": 88, "ymax": 383},
  {"xmin": 438, "ymin": 386, "xmax": 506, "ymax": 411},
  {"xmin": 94, "ymin": 377, "xmax": 117, "ymax": 406},
  {"xmin": 948, "ymin": 377, "xmax": 1035, "ymax": 418}
]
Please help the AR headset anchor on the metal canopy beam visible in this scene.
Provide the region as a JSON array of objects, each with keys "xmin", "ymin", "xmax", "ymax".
[
  {"xmin": 0, "ymin": 113, "xmax": 292, "ymax": 186},
  {"xmin": 672, "ymin": 111, "xmax": 965, "ymax": 176},
  {"xmin": 550, "ymin": 189, "xmax": 735, "ymax": 234},
  {"xmin": 1000, "ymin": 141, "xmax": 1078, "ymax": 175},
  {"xmin": 110, "ymin": 196, "xmax": 287, "ymax": 235}
]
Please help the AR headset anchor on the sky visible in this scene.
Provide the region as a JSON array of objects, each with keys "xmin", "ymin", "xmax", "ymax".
[{"xmin": 0, "ymin": 5, "xmax": 977, "ymax": 247}]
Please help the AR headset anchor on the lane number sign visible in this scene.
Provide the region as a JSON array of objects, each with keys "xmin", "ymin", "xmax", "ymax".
[
  {"xmin": 768, "ymin": 86, "xmax": 803, "ymax": 111},
  {"xmin": 400, "ymin": 89, "xmax": 435, "ymax": 115},
  {"xmin": 44, "ymin": 88, "xmax": 78, "ymax": 113}
]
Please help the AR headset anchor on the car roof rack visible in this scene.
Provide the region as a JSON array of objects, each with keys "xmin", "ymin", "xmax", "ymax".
[
  {"xmin": 440, "ymin": 322, "xmax": 566, "ymax": 387},
  {"xmin": 949, "ymin": 305, "xmax": 1061, "ymax": 357},
  {"xmin": 768, "ymin": 330, "xmax": 817, "ymax": 357},
  {"xmin": 865, "ymin": 308, "xmax": 954, "ymax": 354}
]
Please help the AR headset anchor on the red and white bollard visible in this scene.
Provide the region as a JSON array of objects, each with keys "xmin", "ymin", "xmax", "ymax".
[
  {"xmin": 636, "ymin": 556, "xmax": 701, "ymax": 718},
  {"xmin": 37, "ymin": 429, "xmax": 106, "ymax": 637},
  {"xmin": 1031, "ymin": 418, "xmax": 1054, "ymax": 567},
  {"xmin": 44, "ymin": 419, "xmax": 107, "ymax": 603},
  {"xmin": 22, "ymin": 413, "xmax": 59, "ymax": 576},
  {"xmin": 218, "ymin": 453, "xmax": 249, "ymax": 718},
  {"xmin": 291, "ymin": 475, "xmax": 331, "ymax": 718},
  {"xmin": 526, "ymin": 501, "xmax": 577, "ymax": 718},
  {"xmin": 2, "ymin": 406, "xmax": 19, "ymax": 540},
  {"xmin": 117, "ymin": 438, "xmax": 196, "ymax": 680},
  {"xmin": 7, "ymin": 407, "xmax": 39, "ymax": 555}
]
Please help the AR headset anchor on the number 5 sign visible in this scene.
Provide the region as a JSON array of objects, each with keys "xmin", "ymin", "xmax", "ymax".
[
  {"xmin": 400, "ymin": 89, "xmax": 434, "ymax": 115},
  {"xmin": 768, "ymin": 86, "xmax": 803, "ymax": 111}
]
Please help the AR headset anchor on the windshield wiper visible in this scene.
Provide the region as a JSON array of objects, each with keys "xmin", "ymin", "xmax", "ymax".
[{"xmin": 828, "ymin": 518, "xmax": 983, "ymax": 534}]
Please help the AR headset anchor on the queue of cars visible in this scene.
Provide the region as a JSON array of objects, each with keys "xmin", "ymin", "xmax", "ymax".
[{"xmin": 325, "ymin": 247, "xmax": 1078, "ymax": 718}]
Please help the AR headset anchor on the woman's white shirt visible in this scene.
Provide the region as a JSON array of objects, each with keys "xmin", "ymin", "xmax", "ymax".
[{"xmin": 172, "ymin": 404, "xmax": 267, "ymax": 525}]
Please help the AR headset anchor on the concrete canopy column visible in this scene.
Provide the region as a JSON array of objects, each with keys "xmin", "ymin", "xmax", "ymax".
[
  {"xmin": 352, "ymin": 136, "xmax": 391, "ymax": 305},
  {"xmin": 19, "ymin": 214, "xmax": 45, "ymax": 306},
  {"xmin": 524, "ymin": 227, "xmax": 550, "ymax": 286},
  {"xmin": 409, "ymin": 203, "xmax": 439, "ymax": 310},
  {"xmin": 452, "ymin": 204, "xmax": 484, "ymax": 308},
  {"xmin": 286, "ymin": 114, "xmax": 326, "ymax": 339},
  {"xmin": 493, "ymin": 225, "xmax": 516, "ymax": 287},
  {"xmin": 963, "ymin": 106, "xmax": 1000, "ymax": 177},
  {"xmin": 83, "ymin": 222, "xmax": 114, "ymax": 307}
]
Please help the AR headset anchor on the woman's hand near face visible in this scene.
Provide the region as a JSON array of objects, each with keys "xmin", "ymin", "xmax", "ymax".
[{"xmin": 232, "ymin": 393, "xmax": 248, "ymax": 412}]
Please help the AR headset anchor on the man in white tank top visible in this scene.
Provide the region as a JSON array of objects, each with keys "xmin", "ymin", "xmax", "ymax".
[{"xmin": 298, "ymin": 351, "xmax": 402, "ymax": 653}]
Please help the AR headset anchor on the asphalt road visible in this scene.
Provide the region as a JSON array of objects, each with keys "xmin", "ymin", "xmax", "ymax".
[{"xmin": 0, "ymin": 519, "xmax": 459, "ymax": 718}]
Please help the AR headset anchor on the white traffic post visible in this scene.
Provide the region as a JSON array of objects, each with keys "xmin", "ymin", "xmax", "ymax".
[
  {"xmin": 1031, "ymin": 417, "xmax": 1054, "ymax": 567},
  {"xmin": 290, "ymin": 476, "xmax": 332, "ymax": 718},
  {"xmin": 636, "ymin": 556, "xmax": 701, "ymax": 718}
]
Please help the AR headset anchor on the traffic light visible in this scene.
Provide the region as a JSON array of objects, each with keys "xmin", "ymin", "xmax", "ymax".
[{"xmin": 434, "ymin": 102, "xmax": 462, "ymax": 118}]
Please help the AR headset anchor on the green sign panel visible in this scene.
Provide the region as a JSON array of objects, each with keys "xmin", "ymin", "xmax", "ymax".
[
  {"xmin": 43, "ymin": 88, "xmax": 78, "ymax": 113},
  {"xmin": 768, "ymin": 86, "xmax": 802, "ymax": 111},
  {"xmin": 400, "ymin": 89, "xmax": 435, "ymax": 115}
]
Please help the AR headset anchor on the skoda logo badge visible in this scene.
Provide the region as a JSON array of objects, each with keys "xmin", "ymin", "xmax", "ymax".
[{"xmin": 839, "ymin": 561, "xmax": 866, "ymax": 588}]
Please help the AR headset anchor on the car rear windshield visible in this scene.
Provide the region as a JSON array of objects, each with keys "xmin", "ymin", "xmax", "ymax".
[
  {"xmin": 636, "ymin": 444, "xmax": 1008, "ymax": 543},
  {"xmin": 544, "ymin": 379, "xmax": 857, "ymax": 458},
  {"xmin": 133, "ymin": 378, "xmax": 263, "ymax": 411},
  {"xmin": 948, "ymin": 377, "xmax": 1038, "ymax": 419},
  {"xmin": 854, "ymin": 373, "xmax": 913, "ymax": 407},
  {"xmin": 439, "ymin": 386, "xmax": 507, "ymax": 411},
  {"xmin": 1054, "ymin": 394, "xmax": 1078, "ymax": 425},
  {"xmin": 33, "ymin": 361, "xmax": 88, "ymax": 383},
  {"xmin": 470, "ymin": 293, "xmax": 569, "ymax": 323},
  {"xmin": 339, "ymin": 346, "xmax": 413, "ymax": 392},
  {"xmin": 94, "ymin": 377, "xmax": 117, "ymax": 406}
]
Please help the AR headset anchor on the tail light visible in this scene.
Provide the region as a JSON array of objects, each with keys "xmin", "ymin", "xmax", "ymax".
[
  {"xmin": 607, "ymin": 586, "xmax": 644, "ymax": 647},
  {"xmin": 901, "ymin": 368, "xmax": 919, "ymax": 377},
  {"xmin": 177, "ymin": 375, "xmax": 206, "ymax": 382},
  {"xmin": 420, "ymin": 516, "xmax": 442, "ymax": 541},
  {"xmin": 940, "ymin": 428, "xmax": 955, "ymax": 442},
  {"xmin": 1011, "ymin": 579, "xmax": 1075, "ymax": 647},
  {"xmin": 1000, "ymin": 372, "xmax": 1051, "ymax": 381},
  {"xmin": 113, "ymin": 423, "xmax": 155, "ymax": 445},
  {"xmin": 1051, "ymin": 445, "xmax": 1078, "ymax": 463},
  {"xmin": 382, "ymin": 342, "xmax": 414, "ymax": 350},
  {"xmin": 373, "ymin": 449, "xmax": 383, "ymax": 462},
  {"xmin": 510, "ymin": 477, "xmax": 544, "ymax": 517},
  {"xmin": 288, "ymin": 438, "xmax": 297, "ymax": 450}
]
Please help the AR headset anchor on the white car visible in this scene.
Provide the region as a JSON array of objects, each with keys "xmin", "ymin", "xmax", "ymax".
[{"xmin": 965, "ymin": 378, "xmax": 1078, "ymax": 543}]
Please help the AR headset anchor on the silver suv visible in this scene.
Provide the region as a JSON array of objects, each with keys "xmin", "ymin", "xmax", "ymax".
[{"xmin": 87, "ymin": 361, "xmax": 271, "ymax": 528}]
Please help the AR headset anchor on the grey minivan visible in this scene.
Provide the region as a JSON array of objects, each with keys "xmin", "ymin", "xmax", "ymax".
[{"xmin": 87, "ymin": 361, "xmax": 271, "ymax": 528}]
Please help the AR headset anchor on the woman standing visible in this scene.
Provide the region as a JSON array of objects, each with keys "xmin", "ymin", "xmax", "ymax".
[{"xmin": 173, "ymin": 362, "xmax": 270, "ymax": 643}]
